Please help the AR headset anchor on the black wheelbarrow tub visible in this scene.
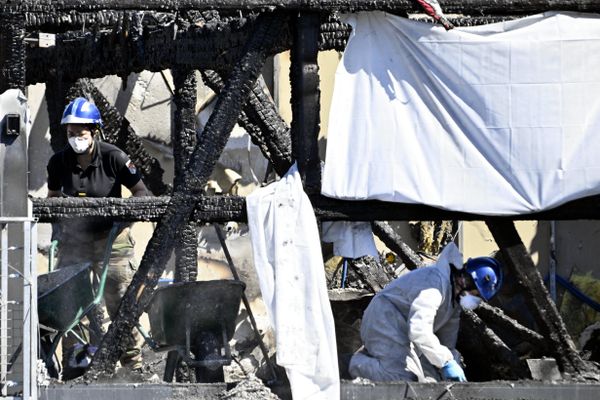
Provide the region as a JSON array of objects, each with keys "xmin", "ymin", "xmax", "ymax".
[
  {"xmin": 37, "ymin": 262, "xmax": 93, "ymax": 332},
  {"xmin": 147, "ymin": 279, "xmax": 246, "ymax": 347}
]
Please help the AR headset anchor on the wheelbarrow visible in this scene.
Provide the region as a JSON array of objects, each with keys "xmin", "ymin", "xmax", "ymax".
[
  {"xmin": 36, "ymin": 224, "xmax": 120, "ymax": 377},
  {"xmin": 144, "ymin": 279, "xmax": 246, "ymax": 382}
]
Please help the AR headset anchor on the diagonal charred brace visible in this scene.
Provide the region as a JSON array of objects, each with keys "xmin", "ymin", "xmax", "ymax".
[
  {"xmin": 486, "ymin": 219, "xmax": 598, "ymax": 377},
  {"xmin": 460, "ymin": 309, "xmax": 530, "ymax": 380},
  {"xmin": 201, "ymin": 69, "xmax": 293, "ymax": 177},
  {"xmin": 475, "ymin": 302, "xmax": 546, "ymax": 351},
  {"xmin": 371, "ymin": 221, "xmax": 424, "ymax": 270},
  {"xmin": 87, "ymin": 11, "xmax": 290, "ymax": 377}
]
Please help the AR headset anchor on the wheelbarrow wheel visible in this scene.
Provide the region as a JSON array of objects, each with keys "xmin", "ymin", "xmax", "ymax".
[
  {"xmin": 191, "ymin": 332, "xmax": 225, "ymax": 383},
  {"xmin": 193, "ymin": 364, "xmax": 224, "ymax": 383}
]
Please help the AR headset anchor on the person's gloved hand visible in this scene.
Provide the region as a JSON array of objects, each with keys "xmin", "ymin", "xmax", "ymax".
[{"xmin": 441, "ymin": 359, "xmax": 467, "ymax": 382}]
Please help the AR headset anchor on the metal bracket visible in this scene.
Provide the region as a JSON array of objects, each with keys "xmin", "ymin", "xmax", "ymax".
[{"xmin": 24, "ymin": 32, "xmax": 55, "ymax": 48}]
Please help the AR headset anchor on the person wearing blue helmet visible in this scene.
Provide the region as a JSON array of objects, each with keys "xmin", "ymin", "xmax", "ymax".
[
  {"xmin": 46, "ymin": 97, "xmax": 149, "ymax": 378},
  {"xmin": 348, "ymin": 243, "xmax": 502, "ymax": 383}
]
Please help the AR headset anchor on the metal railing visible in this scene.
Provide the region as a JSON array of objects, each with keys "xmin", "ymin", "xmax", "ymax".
[{"xmin": 0, "ymin": 217, "xmax": 38, "ymax": 399}]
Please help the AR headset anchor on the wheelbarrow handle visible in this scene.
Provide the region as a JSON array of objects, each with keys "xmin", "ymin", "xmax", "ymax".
[{"xmin": 92, "ymin": 223, "xmax": 124, "ymax": 306}]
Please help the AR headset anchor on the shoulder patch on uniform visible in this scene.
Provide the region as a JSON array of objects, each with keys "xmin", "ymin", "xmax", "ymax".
[{"xmin": 126, "ymin": 159, "xmax": 137, "ymax": 174}]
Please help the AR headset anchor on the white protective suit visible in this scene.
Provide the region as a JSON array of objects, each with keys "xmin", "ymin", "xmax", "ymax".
[{"xmin": 349, "ymin": 243, "xmax": 463, "ymax": 382}]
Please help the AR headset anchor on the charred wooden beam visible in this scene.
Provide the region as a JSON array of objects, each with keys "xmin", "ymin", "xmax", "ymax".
[
  {"xmin": 371, "ymin": 221, "xmax": 424, "ymax": 270},
  {"xmin": 172, "ymin": 67, "xmax": 199, "ymax": 282},
  {"xmin": 70, "ymin": 79, "xmax": 170, "ymax": 195},
  {"xmin": 348, "ymin": 256, "xmax": 396, "ymax": 293},
  {"xmin": 31, "ymin": 196, "xmax": 247, "ymax": 222},
  {"xmin": 486, "ymin": 219, "xmax": 597, "ymax": 377},
  {"xmin": 319, "ymin": 14, "xmax": 351, "ymax": 52},
  {"xmin": 25, "ymin": 13, "xmax": 267, "ymax": 85},
  {"xmin": 313, "ymin": 194, "xmax": 600, "ymax": 221},
  {"xmin": 0, "ymin": 12, "xmax": 26, "ymax": 93},
  {"xmin": 475, "ymin": 302, "xmax": 546, "ymax": 351},
  {"xmin": 290, "ymin": 11, "xmax": 321, "ymax": 192},
  {"xmin": 7, "ymin": 1, "xmax": 600, "ymax": 14},
  {"xmin": 22, "ymin": 12, "xmax": 541, "ymax": 86},
  {"xmin": 31, "ymin": 193, "xmax": 600, "ymax": 223},
  {"xmin": 459, "ymin": 309, "xmax": 530, "ymax": 380},
  {"xmin": 44, "ymin": 78, "xmax": 72, "ymax": 152},
  {"xmin": 87, "ymin": 11, "xmax": 289, "ymax": 376},
  {"xmin": 201, "ymin": 69, "xmax": 293, "ymax": 177}
]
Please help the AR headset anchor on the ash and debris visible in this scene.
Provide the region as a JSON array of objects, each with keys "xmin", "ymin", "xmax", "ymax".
[
  {"xmin": 37, "ymin": 359, "xmax": 52, "ymax": 387},
  {"xmin": 219, "ymin": 374, "xmax": 279, "ymax": 400}
]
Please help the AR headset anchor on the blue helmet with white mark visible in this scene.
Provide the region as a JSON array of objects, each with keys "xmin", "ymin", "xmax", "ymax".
[
  {"xmin": 464, "ymin": 257, "xmax": 503, "ymax": 301},
  {"xmin": 61, "ymin": 97, "xmax": 103, "ymax": 127}
]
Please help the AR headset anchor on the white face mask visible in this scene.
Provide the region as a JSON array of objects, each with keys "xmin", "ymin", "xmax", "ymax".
[
  {"xmin": 68, "ymin": 136, "xmax": 91, "ymax": 154},
  {"xmin": 459, "ymin": 293, "xmax": 483, "ymax": 310}
]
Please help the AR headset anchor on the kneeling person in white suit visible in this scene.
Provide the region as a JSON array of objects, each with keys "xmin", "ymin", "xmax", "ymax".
[{"xmin": 349, "ymin": 243, "xmax": 502, "ymax": 382}]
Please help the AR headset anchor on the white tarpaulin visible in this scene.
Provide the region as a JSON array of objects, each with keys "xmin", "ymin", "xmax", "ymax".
[{"xmin": 322, "ymin": 11, "xmax": 600, "ymax": 215}]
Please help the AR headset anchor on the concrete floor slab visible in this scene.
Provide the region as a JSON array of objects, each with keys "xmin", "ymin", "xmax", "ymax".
[
  {"xmin": 39, "ymin": 383, "xmax": 226, "ymax": 400},
  {"xmin": 39, "ymin": 381, "xmax": 600, "ymax": 400},
  {"xmin": 341, "ymin": 381, "xmax": 600, "ymax": 400}
]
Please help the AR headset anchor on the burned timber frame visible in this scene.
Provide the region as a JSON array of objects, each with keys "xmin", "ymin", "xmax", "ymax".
[{"xmin": 3, "ymin": 0, "xmax": 600, "ymax": 379}]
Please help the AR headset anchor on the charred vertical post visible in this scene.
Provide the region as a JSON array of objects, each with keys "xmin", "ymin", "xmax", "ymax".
[
  {"xmin": 290, "ymin": 12, "xmax": 321, "ymax": 192},
  {"xmin": 0, "ymin": 12, "xmax": 26, "ymax": 93},
  {"xmin": 486, "ymin": 219, "xmax": 596, "ymax": 377},
  {"xmin": 172, "ymin": 67, "xmax": 199, "ymax": 282},
  {"xmin": 88, "ymin": 11, "xmax": 289, "ymax": 376},
  {"xmin": 45, "ymin": 79, "xmax": 73, "ymax": 152}
]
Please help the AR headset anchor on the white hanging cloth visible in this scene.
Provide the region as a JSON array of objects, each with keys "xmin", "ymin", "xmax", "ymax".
[
  {"xmin": 321, "ymin": 221, "xmax": 378, "ymax": 259},
  {"xmin": 247, "ymin": 164, "xmax": 340, "ymax": 400},
  {"xmin": 322, "ymin": 11, "xmax": 600, "ymax": 215}
]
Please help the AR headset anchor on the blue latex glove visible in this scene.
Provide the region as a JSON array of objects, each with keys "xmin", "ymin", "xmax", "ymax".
[{"xmin": 441, "ymin": 359, "xmax": 467, "ymax": 382}]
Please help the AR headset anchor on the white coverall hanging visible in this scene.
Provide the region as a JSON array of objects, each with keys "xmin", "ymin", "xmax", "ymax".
[
  {"xmin": 246, "ymin": 164, "xmax": 340, "ymax": 400},
  {"xmin": 349, "ymin": 243, "xmax": 463, "ymax": 382}
]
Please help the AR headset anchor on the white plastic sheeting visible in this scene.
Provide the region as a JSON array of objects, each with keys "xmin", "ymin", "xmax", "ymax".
[
  {"xmin": 247, "ymin": 164, "xmax": 340, "ymax": 400},
  {"xmin": 322, "ymin": 11, "xmax": 600, "ymax": 215},
  {"xmin": 321, "ymin": 221, "xmax": 378, "ymax": 259}
]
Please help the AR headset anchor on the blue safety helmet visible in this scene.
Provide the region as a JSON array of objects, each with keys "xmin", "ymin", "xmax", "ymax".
[
  {"xmin": 60, "ymin": 97, "xmax": 103, "ymax": 127},
  {"xmin": 464, "ymin": 257, "xmax": 503, "ymax": 301}
]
